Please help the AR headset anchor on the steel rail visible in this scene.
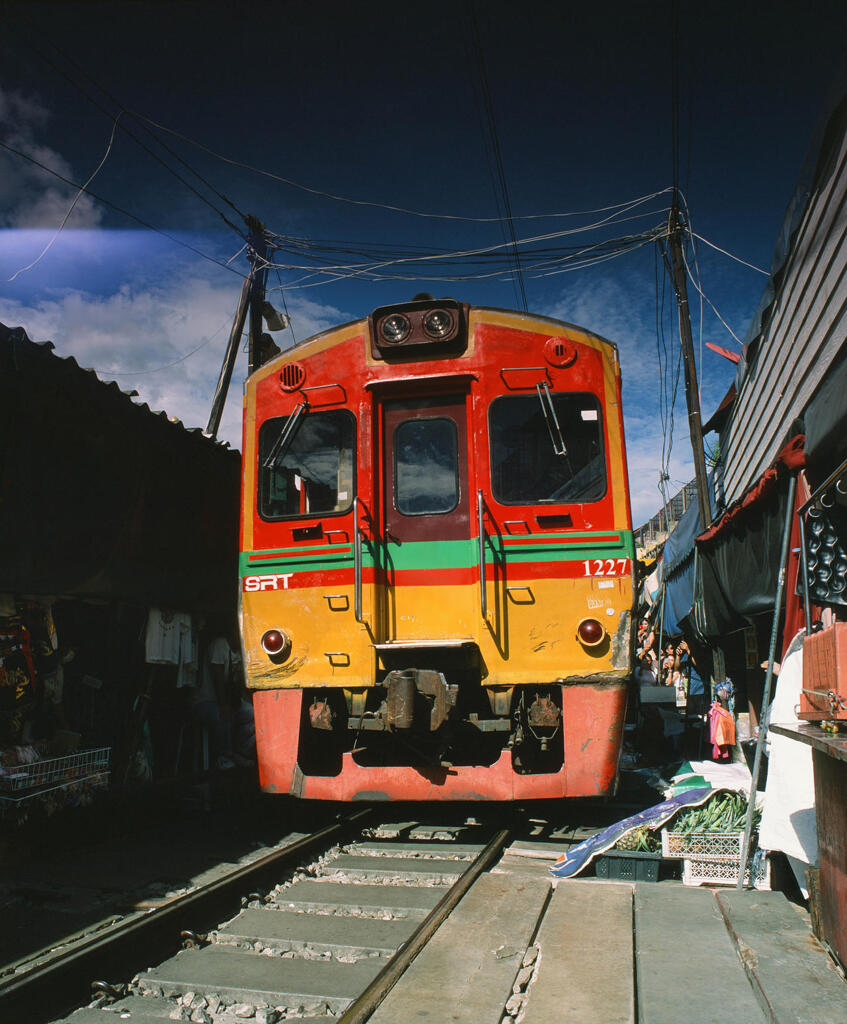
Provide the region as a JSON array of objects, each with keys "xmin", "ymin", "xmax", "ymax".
[
  {"xmin": 337, "ymin": 826, "xmax": 512, "ymax": 1024},
  {"xmin": 0, "ymin": 808, "xmax": 371, "ymax": 1024}
]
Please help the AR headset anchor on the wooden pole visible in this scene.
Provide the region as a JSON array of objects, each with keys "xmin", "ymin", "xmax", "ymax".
[
  {"xmin": 666, "ymin": 204, "xmax": 712, "ymax": 531},
  {"xmin": 245, "ymin": 215, "xmax": 267, "ymax": 377},
  {"xmin": 206, "ymin": 275, "xmax": 250, "ymax": 439}
]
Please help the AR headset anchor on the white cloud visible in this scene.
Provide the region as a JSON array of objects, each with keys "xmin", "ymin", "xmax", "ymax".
[
  {"xmin": 0, "ymin": 270, "xmax": 352, "ymax": 450},
  {"xmin": 0, "ymin": 87, "xmax": 103, "ymax": 229},
  {"xmin": 1, "ymin": 239, "xmax": 731, "ymax": 528},
  {"xmin": 541, "ymin": 268, "xmax": 734, "ymax": 527}
]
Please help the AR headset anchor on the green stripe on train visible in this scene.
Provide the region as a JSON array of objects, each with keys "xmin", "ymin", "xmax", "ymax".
[{"xmin": 240, "ymin": 531, "xmax": 634, "ymax": 577}]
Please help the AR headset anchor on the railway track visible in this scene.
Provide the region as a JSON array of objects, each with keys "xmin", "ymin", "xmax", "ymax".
[
  {"xmin": 6, "ymin": 811, "xmax": 531, "ymax": 1024},
  {"xmin": 0, "ymin": 809, "xmax": 373, "ymax": 1024},
  {"xmin": 6, "ymin": 803, "xmax": 844, "ymax": 1024}
]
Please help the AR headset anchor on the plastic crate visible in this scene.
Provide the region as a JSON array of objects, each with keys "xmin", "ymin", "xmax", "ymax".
[
  {"xmin": 595, "ymin": 849, "xmax": 661, "ymax": 882},
  {"xmin": 661, "ymin": 830, "xmax": 744, "ymax": 860},
  {"xmin": 682, "ymin": 851, "xmax": 771, "ymax": 890}
]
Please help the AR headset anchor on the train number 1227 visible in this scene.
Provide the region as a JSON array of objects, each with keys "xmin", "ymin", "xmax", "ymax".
[{"xmin": 583, "ymin": 558, "xmax": 630, "ymax": 576}]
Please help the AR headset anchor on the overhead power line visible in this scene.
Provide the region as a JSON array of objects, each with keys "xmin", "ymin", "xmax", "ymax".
[
  {"xmin": 15, "ymin": 29, "xmax": 248, "ymax": 239},
  {"xmin": 690, "ymin": 231, "xmax": 768, "ymax": 274},
  {"xmin": 0, "ymin": 138, "xmax": 246, "ymax": 278},
  {"xmin": 4, "ymin": 113, "xmax": 122, "ymax": 282},
  {"xmin": 130, "ymin": 108, "xmax": 673, "ymax": 225},
  {"xmin": 464, "ymin": 0, "xmax": 527, "ymax": 311}
]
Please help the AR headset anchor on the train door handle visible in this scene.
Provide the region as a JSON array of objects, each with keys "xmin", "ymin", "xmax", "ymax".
[
  {"xmin": 477, "ymin": 490, "xmax": 488, "ymax": 620},
  {"xmin": 353, "ymin": 496, "xmax": 364, "ymax": 623}
]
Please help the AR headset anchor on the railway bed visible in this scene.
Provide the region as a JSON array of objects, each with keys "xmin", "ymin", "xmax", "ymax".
[{"xmin": 4, "ymin": 809, "xmax": 845, "ymax": 1024}]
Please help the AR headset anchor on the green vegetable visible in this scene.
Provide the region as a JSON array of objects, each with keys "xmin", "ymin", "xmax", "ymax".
[{"xmin": 669, "ymin": 791, "xmax": 760, "ymax": 835}]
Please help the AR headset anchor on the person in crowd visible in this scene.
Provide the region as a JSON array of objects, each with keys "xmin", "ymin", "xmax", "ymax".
[
  {"xmin": 660, "ymin": 641, "xmax": 677, "ymax": 686},
  {"xmin": 710, "ymin": 682, "xmax": 736, "ymax": 761},
  {"xmin": 634, "ymin": 648, "xmax": 659, "ymax": 687},
  {"xmin": 675, "ymin": 638, "xmax": 706, "ymax": 716},
  {"xmin": 636, "ymin": 618, "xmax": 655, "ymax": 658}
]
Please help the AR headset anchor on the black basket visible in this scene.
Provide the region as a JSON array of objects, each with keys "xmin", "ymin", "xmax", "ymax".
[{"xmin": 595, "ymin": 848, "xmax": 661, "ymax": 882}]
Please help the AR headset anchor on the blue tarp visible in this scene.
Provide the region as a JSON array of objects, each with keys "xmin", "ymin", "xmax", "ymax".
[
  {"xmin": 656, "ymin": 475, "xmax": 718, "ymax": 636},
  {"xmin": 550, "ymin": 787, "xmax": 714, "ymax": 878}
]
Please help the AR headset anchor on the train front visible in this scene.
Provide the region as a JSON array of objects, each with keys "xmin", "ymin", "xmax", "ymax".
[{"xmin": 240, "ymin": 298, "xmax": 635, "ymax": 800}]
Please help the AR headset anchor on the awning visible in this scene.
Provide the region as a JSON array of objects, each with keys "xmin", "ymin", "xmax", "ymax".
[
  {"xmin": 692, "ymin": 436, "xmax": 805, "ymax": 638},
  {"xmin": 653, "ymin": 476, "xmax": 718, "ymax": 636}
]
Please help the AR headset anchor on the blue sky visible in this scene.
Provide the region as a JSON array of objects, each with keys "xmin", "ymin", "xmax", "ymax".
[{"xmin": 2, "ymin": 1, "xmax": 845, "ymax": 524}]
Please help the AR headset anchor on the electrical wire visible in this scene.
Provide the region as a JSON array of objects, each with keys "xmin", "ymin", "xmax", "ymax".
[
  {"xmin": 680, "ymin": 246, "xmax": 744, "ymax": 347},
  {"xmin": 16, "ymin": 30, "xmax": 248, "ymax": 239},
  {"xmin": 464, "ymin": 0, "xmax": 527, "ymax": 310},
  {"xmin": 258, "ymin": 200, "xmax": 670, "ymax": 277},
  {"xmin": 0, "ymin": 138, "xmax": 247, "ymax": 278},
  {"xmin": 273, "ymin": 269, "xmax": 297, "ymax": 348},
  {"xmin": 4, "ymin": 114, "xmax": 122, "ymax": 282},
  {"xmin": 690, "ymin": 231, "xmax": 768, "ymax": 274},
  {"xmin": 130, "ymin": 106, "xmax": 674, "ymax": 225},
  {"xmin": 94, "ymin": 317, "xmax": 232, "ymax": 376}
]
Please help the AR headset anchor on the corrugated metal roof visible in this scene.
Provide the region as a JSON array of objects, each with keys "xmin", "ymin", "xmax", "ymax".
[
  {"xmin": 1, "ymin": 323, "xmax": 233, "ymax": 451},
  {"xmin": 718, "ymin": 92, "xmax": 847, "ymax": 503}
]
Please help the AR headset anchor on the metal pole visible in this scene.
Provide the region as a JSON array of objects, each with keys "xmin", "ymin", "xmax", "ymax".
[
  {"xmin": 666, "ymin": 205, "xmax": 712, "ymax": 531},
  {"xmin": 206, "ymin": 276, "xmax": 250, "ymax": 438},
  {"xmin": 737, "ymin": 472, "xmax": 798, "ymax": 888}
]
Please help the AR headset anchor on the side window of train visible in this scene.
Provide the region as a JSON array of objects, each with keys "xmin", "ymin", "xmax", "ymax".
[
  {"xmin": 258, "ymin": 410, "xmax": 355, "ymax": 519},
  {"xmin": 489, "ymin": 393, "xmax": 607, "ymax": 505},
  {"xmin": 393, "ymin": 417, "xmax": 459, "ymax": 515}
]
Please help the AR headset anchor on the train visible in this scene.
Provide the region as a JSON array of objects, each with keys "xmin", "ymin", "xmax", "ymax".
[{"xmin": 239, "ymin": 296, "xmax": 635, "ymax": 800}]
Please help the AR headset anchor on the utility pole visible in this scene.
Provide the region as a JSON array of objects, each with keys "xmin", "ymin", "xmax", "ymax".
[
  {"xmin": 206, "ymin": 276, "xmax": 250, "ymax": 439},
  {"xmin": 206, "ymin": 214, "xmax": 268, "ymax": 438},
  {"xmin": 666, "ymin": 202, "xmax": 712, "ymax": 532},
  {"xmin": 245, "ymin": 214, "xmax": 267, "ymax": 377}
]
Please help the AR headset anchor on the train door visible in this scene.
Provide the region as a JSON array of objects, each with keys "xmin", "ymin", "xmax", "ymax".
[{"xmin": 379, "ymin": 394, "xmax": 476, "ymax": 642}]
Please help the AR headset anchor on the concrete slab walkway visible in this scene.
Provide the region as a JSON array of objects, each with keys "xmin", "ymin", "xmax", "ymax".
[{"xmin": 375, "ymin": 871, "xmax": 846, "ymax": 1024}]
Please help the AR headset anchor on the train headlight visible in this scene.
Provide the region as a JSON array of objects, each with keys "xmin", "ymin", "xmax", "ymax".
[
  {"xmin": 422, "ymin": 308, "xmax": 454, "ymax": 339},
  {"xmin": 576, "ymin": 618, "xmax": 606, "ymax": 647},
  {"xmin": 381, "ymin": 313, "xmax": 411, "ymax": 344},
  {"xmin": 261, "ymin": 628, "xmax": 291, "ymax": 660}
]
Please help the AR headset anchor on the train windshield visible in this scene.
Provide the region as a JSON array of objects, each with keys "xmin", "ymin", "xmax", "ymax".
[
  {"xmin": 258, "ymin": 410, "xmax": 355, "ymax": 519},
  {"xmin": 489, "ymin": 393, "xmax": 606, "ymax": 504}
]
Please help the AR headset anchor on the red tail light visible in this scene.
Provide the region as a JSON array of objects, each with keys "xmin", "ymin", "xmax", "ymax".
[
  {"xmin": 261, "ymin": 629, "xmax": 291, "ymax": 659},
  {"xmin": 577, "ymin": 618, "xmax": 605, "ymax": 647}
]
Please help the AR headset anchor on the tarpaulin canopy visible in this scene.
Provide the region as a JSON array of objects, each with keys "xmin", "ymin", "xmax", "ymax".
[
  {"xmin": 693, "ymin": 436, "xmax": 805, "ymax": 639},
  {"xmin": 653, "ymin": 476, "xmax": 717, "ymax": 636},
  {"xmin": 0, "ymin": 324, "xmax": 241, "ymax": 612}
]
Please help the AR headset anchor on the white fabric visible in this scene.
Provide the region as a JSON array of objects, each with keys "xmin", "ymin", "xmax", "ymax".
[
  {"xmin": 670, "ymin": 759, "xmax": 753, "ymax": 794},
  {"xmin": 759, "ymin": 638, "xmax": 818, "ymax": 892},
  {"xmin": 145, "ymin": 608, "xmax": 188, "ymax": 664}
]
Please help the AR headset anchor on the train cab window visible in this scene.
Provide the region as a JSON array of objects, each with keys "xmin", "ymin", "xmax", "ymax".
[
  {"xmin": 258, "ymin": 410, "xmax": 355, "ymax": 519},
  {"xmin": 393, "ymin": 417, "xmax": 459, "ymax": 515},
  {"xmin": 489, "ymin": 393, "xmax": 607, "ymax": 504}
]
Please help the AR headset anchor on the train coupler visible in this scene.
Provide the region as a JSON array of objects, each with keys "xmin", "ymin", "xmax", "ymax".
[{"xmin": 384, "ymin": 668, "xmax": 458, "ymax": 731}]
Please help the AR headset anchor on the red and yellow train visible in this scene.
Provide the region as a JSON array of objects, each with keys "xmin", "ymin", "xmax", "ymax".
[{"xmin": 240, "ymin": 297, "xmax": 635, "ymax": 800}]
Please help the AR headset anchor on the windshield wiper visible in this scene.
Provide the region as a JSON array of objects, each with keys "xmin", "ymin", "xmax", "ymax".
[
  {"xmin": 263, "ymin": 401, "xmax": 308, "ymax": 470},
  {"xmin": 536, "ymin": 381, "xmax": 567, "ymax": 456}
]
